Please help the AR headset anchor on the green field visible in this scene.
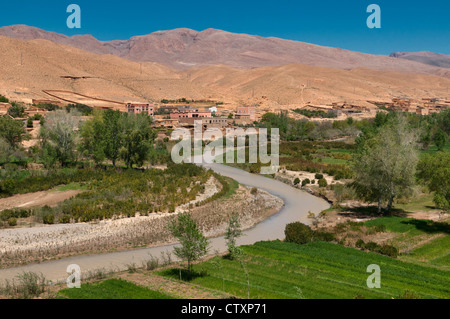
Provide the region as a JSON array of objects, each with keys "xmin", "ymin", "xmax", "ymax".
[
  {"xmin": 59, "ymin": 279, "xmax": 174, "ymax": 299},
  {"xmin": 159, "ymin": 241, "xmax": 450, "ymax": 299},
  {"xmin": 364, "ymin": 216, "xmax": 449, "ymax": 268}
]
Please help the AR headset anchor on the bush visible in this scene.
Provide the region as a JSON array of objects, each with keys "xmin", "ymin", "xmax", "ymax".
[
  {"xmin": 250, "ymin": 187, "xmax": 258, "ymax": 195},
  {"xmin": 301, "ymin": 178, "xmax": 310, "ymax": 187},
  {"xmin": 363, "ymin": 241, "xmax": 379, "ymax": 251},
  {"xmin": 293, "ymin": 178, "xmax": 300, "ymax": 186},
  {"xmin": 318, "ymin": 178, "xmax": 328, "ymax": 188},
  {"xmin": 42, "ymin": 214, "xmax": 55, "ymax": 225},
  {"xmin": 59, "ymin": 215, "xmax": 71, "ymax": 224},
  {"xmin": 285, "ymin": 222, "xmax": 313, "ymax": 244},
  {"xmin": 313, "ymin": 231, "xmax": 335, "ymax": 242},
  {"xmin": 355, "ymin": 239, "xmax": 365, "ymax": 248},
  {"xmin": 315, "ymin": 173, "xmax": 324, "ymax": 180},
  {"xmin": 7, "ymin": 217, "xmax": 17, "ymax": 227},
  {"xmin": 377, "ymin": 245, "xmax": 399, "ymax": 258}
]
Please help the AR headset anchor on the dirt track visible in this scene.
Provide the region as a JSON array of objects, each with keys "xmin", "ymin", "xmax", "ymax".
[{"xmin": 0, "ymin": 189, "xmax": 82, "ymax": 211}]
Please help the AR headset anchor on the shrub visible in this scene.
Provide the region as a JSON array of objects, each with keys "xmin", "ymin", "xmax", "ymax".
[
  {"xmin": 364, "ymin": 241, "xmax": 379, "ymax": 251},
  {"xmin": 301, "ymin": 178, "xmax": 310, "ymax": 187},
  {"xmin": 250, "ymin": 187, "xmax": 258, "ymax": 195},
  {"xmin": 285, "ymin": 222, "xmax": 313, "ymax": 244},
  {"xmin": 293, "ymin": 178, "xmax": 300, "ymax": 186},
  {"xmin": 355, "ymin": 239, "xmax": 365, "ymax": 248},
  {"xmin": 42, "ymin": 214, "xmax": 55, "ymax": 225},
  {"xmin": 318, "ymin": 178, "xmax": 328, "ymax": 188},
  {"xmin": 7, "ymin": 217, "xmax": 17, "ymax": 227},
  {"xmin": 315, "ymin": 173, "xmax": 324, "ymax": 180},
  {"xmin": 378, "ymin": 245, "xmax": 399, "ymax": 258},
  {"xmin": 59, "ymin": 215, "xmax": 71, "ymax": 224},
  {"xmin": 313, "ymin": 231, "xmax": 335, "ymax": 242}
]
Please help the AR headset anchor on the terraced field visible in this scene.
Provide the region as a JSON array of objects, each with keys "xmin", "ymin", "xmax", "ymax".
[
  {"xmin": 59, "ymin": 279, "xmax": 175, "ymax": 299},
  {"xmin": 159, "ymin": 241, "xmax": 450, "ymax": 299}
]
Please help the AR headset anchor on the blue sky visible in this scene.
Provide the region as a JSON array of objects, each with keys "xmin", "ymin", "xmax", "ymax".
[{"xmin": 0, "ymin": 0, "xmax": 448, "ymax": 55}]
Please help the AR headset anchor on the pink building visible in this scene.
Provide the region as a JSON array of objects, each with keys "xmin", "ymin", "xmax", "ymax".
[
  {"xmin": 236, "ymin": 106, "xmax": 256, "ymax": 121},
  {"xmin": 170, "ymin": 110, "xmax": 211, "ymax": 119},
  {"xmin": 127, "ymin": 103, "xmax": 154, "ymax": 116}
]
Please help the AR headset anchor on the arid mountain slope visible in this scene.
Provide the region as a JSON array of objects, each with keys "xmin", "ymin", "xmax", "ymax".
[
  {"xmin": 1, "ymin": 36, "xmax": 449, "ymax": 109},
  {"xmin": 1, "ymin": 25, "xmax": 449, "ymax": 79},
  {"xmin": 390, "ymin": 51, "xmax": 450, "ymax": 69}
]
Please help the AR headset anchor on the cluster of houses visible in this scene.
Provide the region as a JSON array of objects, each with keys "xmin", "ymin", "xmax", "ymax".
[
  {"xmin": 126, "ymin": 103, "xmax": 257, "ymax": 131},
  {"xmin": 386, "ymin": 98, "xmax": 450, "ymax": 115},
  {"xmin": 298, "ymin": 97, "xmax": 450, "ymax": 119}
]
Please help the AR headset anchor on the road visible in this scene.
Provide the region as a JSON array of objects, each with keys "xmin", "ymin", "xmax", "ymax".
[{"xmin": 0, "ymin": 162, "xmax": 329, "ymax": 284}]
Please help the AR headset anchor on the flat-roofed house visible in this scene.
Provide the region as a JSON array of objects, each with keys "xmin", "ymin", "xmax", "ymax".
[
  {"xmin": 127, "ymin": 103, "xmax": 154, "ymax": 117},
  {"xmin": 170, "ymin": 110, "xmax": 211, "ymax": 119},
  {"xmin": 236, "ymin": 106, "xmax": 256, "ymax": 121}
]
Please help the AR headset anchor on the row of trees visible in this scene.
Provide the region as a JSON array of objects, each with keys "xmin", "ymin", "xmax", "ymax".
[
  {"xmin": 79, "ymin": 109, "xmax": 157, "ymax": 168},
  {"xmin": 35, "ymin": 109, "xmax": 159, "ymax": 168}
]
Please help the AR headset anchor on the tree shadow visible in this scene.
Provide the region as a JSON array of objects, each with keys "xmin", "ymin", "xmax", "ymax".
[
  {"xmin": 338, "ymin": 205, "xmax": 409, "ymax": 219},
  {"xmin": 161, "ymin": 267, "xmax": 208, "ymax": 282},
  {"xmin": 400, "ymin": 219, "xmax": 450, "ymax": 234}
]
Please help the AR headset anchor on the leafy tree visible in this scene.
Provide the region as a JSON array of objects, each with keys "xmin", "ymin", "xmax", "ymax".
[
  {"xmin": 0, "ymin": 116, "xmax": 26, "ymax": 148},
  {"xmin": 168, "ymin": 213, "xmax": 209, "ymax": 276},
  {"xmin": 79, "ymin": 110, "xmax": 106, "ymax": 164},
  {"xmin": 225, "ymin": 214, "xmax": 243, "ymax": 259},
  {"xmin": 433, "ymin": 128, "xmax": 447, "ymax": 151},
  {"xmin": 7, "ymin": 103, "xmax": 25, "ymax": 118},
  {"xmin": 39, "ymin": 110, "xmax": 80, "ymax": 167},
  {"xmin": 102, "ymin": 110, "xmax": 123, "ymax": 167},
  {"xmin": 417, "ymin": 152, "xmax": 450, "ymax": 211},
  {"xmin": 119, "ymin": 113, "xmax": 156, "ymax": 168},
  {"xmin": 351, "ymin": 116, "xmax": 419, "ymax": 214}
]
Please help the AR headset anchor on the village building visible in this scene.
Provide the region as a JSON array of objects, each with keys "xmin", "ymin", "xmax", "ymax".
[
  {"xmin": 170, "ymin": 110, "xmax": 211, "ymax": 119},
  {"xmin": 236, "ymin": 106, "xmax": 256, "ymax": 121},
  {"xmin": 127, "ymin": 103, "xmax": 154, "ymax": 116}
]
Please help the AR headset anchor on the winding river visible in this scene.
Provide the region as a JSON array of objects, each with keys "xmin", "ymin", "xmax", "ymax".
[{"xmin": 0, "ymin": 162, "xmax": 329, "ymax": 283}]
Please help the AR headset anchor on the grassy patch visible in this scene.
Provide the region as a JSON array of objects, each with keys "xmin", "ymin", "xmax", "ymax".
[
  {"xmin": 158, "ymin": 241, "xmax": 450, "ymax": 299},
  {"xmin": 58, "ymin": 279, "xmax": 175, "ymax": 299},
  {"xmin": 51, "ymin": 182, "xmax": 88, "ymax": 192}
]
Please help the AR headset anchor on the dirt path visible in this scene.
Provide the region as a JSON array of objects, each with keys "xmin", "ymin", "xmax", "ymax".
[{"xmin": 0, "ymin": 189, "xmax": 82, "ymax": 211}]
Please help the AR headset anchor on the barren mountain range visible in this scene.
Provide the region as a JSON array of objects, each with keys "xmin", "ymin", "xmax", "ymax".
[
  {"xmin": 390, "ymin": 51, "xmax": 450, "ymax": 69},
  {"xmin": 1, "ymin": 25, "xmax": 450, "ymax": 109}
]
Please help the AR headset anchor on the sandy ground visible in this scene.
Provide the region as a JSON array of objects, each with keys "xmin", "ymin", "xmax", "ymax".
[
  {"xmin": 0, "ymin": 189, "xmax": 82, "ymax": 211},
  {"xmin": 275, "ymin": 169, "xmax": 338, "ymax": 186}
]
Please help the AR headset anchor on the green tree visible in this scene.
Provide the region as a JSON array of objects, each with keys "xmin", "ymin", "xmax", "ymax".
[
  {"xmin": 168, "ymin": 213, "xmax": 209, "ymax": 276},
  {"xmin": 39, "ymin": 110, "xmax": 80, "ymax": 167},
  {"xmin": 79, "ymin": 110, "xmax": 106, "ymax": 164},
  {"xmin": 119, "ymin": 113, "xmax": 156, "ymax": 168},
  {"xmin": 225, "ymin": 214, "xmax": 243, "ymax": 260},
  {"xmin": 7, "ymin": 103, "xmax": 25, "ymax": 118},
  {"xmin": 417, "ymin": 152, "xmax": 450, "ymax": 211},
  {"xmin": 0, "ymin": 116, "xmax": 26, "ymax": 148},
  {"xmin": 433, "ymin": 128, "xmax": 447, "ymax": 151},
  {"xmin": 102, "ymin": 110, "xmax": 123, "ymax": 167},
  {"xmin": 351, "ymin": 116, "xmax": 419, "ymax": 214}
]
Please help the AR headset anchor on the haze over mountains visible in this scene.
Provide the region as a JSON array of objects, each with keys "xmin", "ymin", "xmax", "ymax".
[
  {"xmin": 1, "ymin": 25, "xmax": 449, "ymax": 78},
  {"xmin": 390, "ymin": 51, "xmax": 450, "ymax": 69},
  {"xmin": 0, "ymin": 24, "xmax": 449, "ymax": 109}
]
